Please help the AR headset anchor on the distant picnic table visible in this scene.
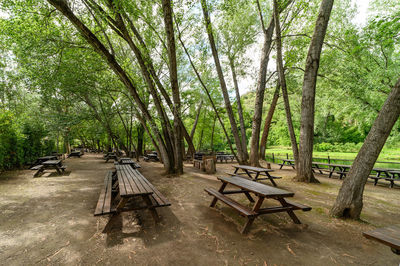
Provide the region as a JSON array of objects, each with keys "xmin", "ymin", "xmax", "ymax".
[
  {"xmin": 363, "ymin": 225, "xmax": 400, "ymax": 255},
  {"xmin": 34, "ymin": 155, "xmax": 58, "ymax": 166},
  {"xmin": 205, "ymin": 175, "xmax": 311, "ymax": 234},
  {"xmin": 216, "ymin": 154, "xmax": 235, "ymax": 163},
  {"xmin": 144, "ymin": 153, "xmax": 159, "ymax": 162},
  {"xmin": 68, "ymin": 150, "xmax": 82, "ymax": 158},
  {"xmin": 103, "ymin": 152, "xmax": 118, "ymax": 163},
  {"xmin": 118, "ymin": 157, "xmax": 141, "ymax": 169},
  {"xmin": 30, "ymin": 159, "xmax": 66, "ymax": 177},
  {"xmin": 232, "ymin": 165, "xmax": 281, "ymax": 186},
  {"xmin": 279, "ymin": 159, "xmax": 399, "ymax": 187}
]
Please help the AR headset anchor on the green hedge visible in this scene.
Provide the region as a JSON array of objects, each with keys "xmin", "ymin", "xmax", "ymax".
[{"xmin": 0, "ymin": 110, "xmax": 54, "ymax": 170}]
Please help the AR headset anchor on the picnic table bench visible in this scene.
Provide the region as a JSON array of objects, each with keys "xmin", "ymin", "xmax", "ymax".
[
  {"xmin": 232, "ymin": 165, "xmax": 281, "ymax": 186},
  {"xmin": 67, "ymin": 150, "xmax": 81, "ymax": 158},
  {"xmin": 94, "ymin": 165, "xmax": 170, "ymax": 223},
  {"xmin": 30, "ymin": 159, "xmax": 66, "ymax": 177},
  {"xmin": 363, "ymin": 225, "xmax": 400, "ymax": 255},
  {"xmin": 205, "ymin": 175, "xmax": 311, "ymax": 234},
  {"xmin": 118, "ymin": 157, "xmax": 141, "ymax": 169}
]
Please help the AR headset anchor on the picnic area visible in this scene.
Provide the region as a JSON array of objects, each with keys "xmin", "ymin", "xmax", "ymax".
[
  {"xmin": 0, "ymin": 153, "xmax": 399, "ymax": 265},
  {"xmin": 1, "ymin": 0, "xmax": 400, "ymax": 265}
]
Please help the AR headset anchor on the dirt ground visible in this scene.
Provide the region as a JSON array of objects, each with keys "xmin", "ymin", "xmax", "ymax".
[{"xmin": 0, "ymin": 154, "xmax": 399, "ymax": 265}]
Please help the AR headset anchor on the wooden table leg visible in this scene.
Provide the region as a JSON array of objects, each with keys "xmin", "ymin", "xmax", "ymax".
[
  {"xmin": 278, "ymin": 198, "xmax": 301, "ymax": 224},
  {"xmin": 244, "ymin": 191, "xmax": 255, "ymax": 203},
  {"xmin": 142, "ymin": 194, "xmax": 160, "ymax": 223},
  {"xmin": 329, "ymin": 166, "xmax": 335, "ymax": 178},
  {"xmin": 266, "ymin": 172, "xmax": 277, "ymax": 187},
  {"xmin": 241, "ymin": 196, "xmax": 264, "ymax": 234},
  {"xmin": 54, "ymin": 166, "xmax": 62, "ymax": 175},
  {"xmin": 210, "ymin": 182, "xmax": 227, "ymax": 207},
  {"xmin": 244, "ymin": 169, "xmax": 254, "ymax": 180}
]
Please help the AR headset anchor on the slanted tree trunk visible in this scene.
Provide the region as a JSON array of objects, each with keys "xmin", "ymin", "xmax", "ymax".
[
  {"xmin": 47, "ymin": 0, "xmax": 174, "ymax": 173},
  {"xmin": 210, "ymin": 115, "xmax": 217, "ymax": 152},
  {"xmin": 176, "ymin": 23, "xmax": 238, "ymax": 161},
  {"xmin": 249, "ymin": 0, "xmax": 292, "ymax": 166},
  {"xmin": 201, "ymin": 0, "xmax": 246, "ymax": 163},
  {"xmin": 296, "ymin": 0, "xmax": 334, "ymax": 182},
  {"xmin": 229, "ymin": 57, "xmax": 248, "ymax": 160},
  {"xmin": 187, "ymin": 100, "xmax": 203, "ymax": 156},
  {"xmin": 273, "ymin": 0, "xmax": 300, "ymax": 169},
  {"xmin": 162, "ymin": 0, "xmax": 183, "ymax": 174},
  {"xmin": 137, "ymin": 124, "xmax": 144, "ymax": 156},
  {"xmin": 259, "ymin": 83, "xmax": 280, "ymax": 159},
  {"xmin": 330, "ymin": 78, "xmax": 400, "ymax": 219}
]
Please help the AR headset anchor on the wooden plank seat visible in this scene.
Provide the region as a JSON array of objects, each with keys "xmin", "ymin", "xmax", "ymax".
[
  {"xmin": 204, "ymin": 188, "xmax": 257, "ymax": 217},
  {"xmin": 94, "ymin": 171, "xmax": 115, "ymax": 216},
  {"xmin": 285, "ymin": 200, "xmax": 312, "ymax": 212},
  {"xmin": 363, "ymin": 225, "xmax": 400, "ymax": 255},
  {"xmin": 30, "ymin": 164, "xmax": 44, "ymax": 171}
]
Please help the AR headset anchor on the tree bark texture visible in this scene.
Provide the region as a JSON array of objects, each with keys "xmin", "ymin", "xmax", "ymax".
[
  {"xmin": 259, "ymin": 83, "xmax": 280, "ymax": 159},
  {"xmin": 296, "ymin": 0, "xmax": 334, "ymax": 182},
  {"xmin": 162, "ymin": 0, "xmax": 184, "ymax": 174},
  {"xmin": 330, "ymin": 78, "xmax": 400, "ymax": 219}
]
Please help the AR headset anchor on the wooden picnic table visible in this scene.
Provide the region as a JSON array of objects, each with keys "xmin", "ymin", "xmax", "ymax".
[
  {"xmin": 232, "ymin": 165, "xmax": 281, "ymax": 186},
  {"xmin": 68, "ymin": 150, "xmax": 81, "ymax": 158},
  {"xmin": 363, "ymin": 225, "xmax": 400, "ymax": 255},
  {"xmin": 279, "ymin": 159, "xmax": 296, "ymax": 169},
  {"xmin": 118, "ymin": 157, "xmax": 141, "ymax": 169},
  {"xmin": 205, "ymin": 175, "xmax": 311, "ymax": 234},
  {"xmin": 35, "ymin": 155, "xmax": 58, "ymax": 165},
  {"xmin": 104, "ymin": 152, "xmax": 118, "ymax": 162},
  {"xmin": 144, "ymin": 153, "xmax": 159, "ymax": 162},
  {"xmin": 94, "ymin": 165, "xmax": 170, "ymax": 222},
  {"xmin": 216, "ymin": 154, "xmax": 235, "ymax": 163},
  {"xmin": 31, "ymin": 159, "xmax": 66, "ymax": 177}
]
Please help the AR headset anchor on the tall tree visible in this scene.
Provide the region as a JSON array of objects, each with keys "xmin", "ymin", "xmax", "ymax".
[
  {"xmin": 273, "ymin": 0, "xmax": 299, "ymax": 168},
  {"xmin": 330, "ymin": 77, "xmax": 400, "ymax": 219},
  {"xmin": 249, "ymin": 0, "xmax": 292, "ymax": 166},
  {"xmin": 162, "ymin": 0, "xmax": 183, "ymax": 174},
  {"xmin": 295, "ymin": 0, "xmax": 334, "ymax": 182},
  {"xmin": 201, "ymin": 0, "xmax": 247, "ymax": 163}
]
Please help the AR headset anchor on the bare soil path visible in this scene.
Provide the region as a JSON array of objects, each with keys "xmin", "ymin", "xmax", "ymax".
[{"xmin": 0, "ymin": 154, "xmax": 399, "ymax": 265}]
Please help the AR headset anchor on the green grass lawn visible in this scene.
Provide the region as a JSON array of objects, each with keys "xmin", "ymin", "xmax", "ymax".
[{"xmin": 265, "ymin": 146, "xmax": 400, "ymax": 162}]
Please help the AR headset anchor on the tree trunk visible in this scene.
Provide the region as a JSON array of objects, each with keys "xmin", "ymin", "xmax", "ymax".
[
  {"xmin": 176, "ymin": 21, "xmax": 238, "ymax": 161},
  {"xmin": 201, "ymin": 0, "xmax": 246, "ymax": 163},
  {"xmin": 259, "ymin": 83, "xmax": 280, "ymax": 159},
  {"xmin": 47, "ymin": 0, "xmax": 174, "ymax": 173},
  {"xmin": 296, "ymin": 0, "xmax": 334, "ymax": 182},
  {"xmin": 187, "ymin": 99, "xmax": 203, "ymax": 156},
  {"xmin": 137, "ymin": 124, "xmax": 144, "ymax": 156},
  {"xmin": 249, "ymin": 0, "xmax": 293, "ymax": 166},
  {"xmin": 330, "ymin": 78, "xmax": 400, "ymax": 219},
  {"xmin": 162, "ymin": 0, "xmax": 183, "ymax": 174},
  {"xmin": 273, "ymin": 0, "xmax": 300, "ymax": 170},
  {"xmin": 210, "ymin": 115, "xmax": 217, "ymax": 152},
  {"xmin": 229, "ymin": 57, "xmax": 248, "ymax": 160}
]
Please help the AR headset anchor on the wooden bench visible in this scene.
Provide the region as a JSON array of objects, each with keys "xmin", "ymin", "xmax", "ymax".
[
  {"xmin": 94, "ymin": 171, "xmax": 115, "ymax": 216},
  {"xmin": 363, "ymin": 225, "xmax": 400, "ymax": 255},
  {"xmin": 204, "ymin": 188, "xmax": 257, "ymax": 217},
  {"xmin": 369, "ymin": 176, "xmax": 385, "ymax": 186}
]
